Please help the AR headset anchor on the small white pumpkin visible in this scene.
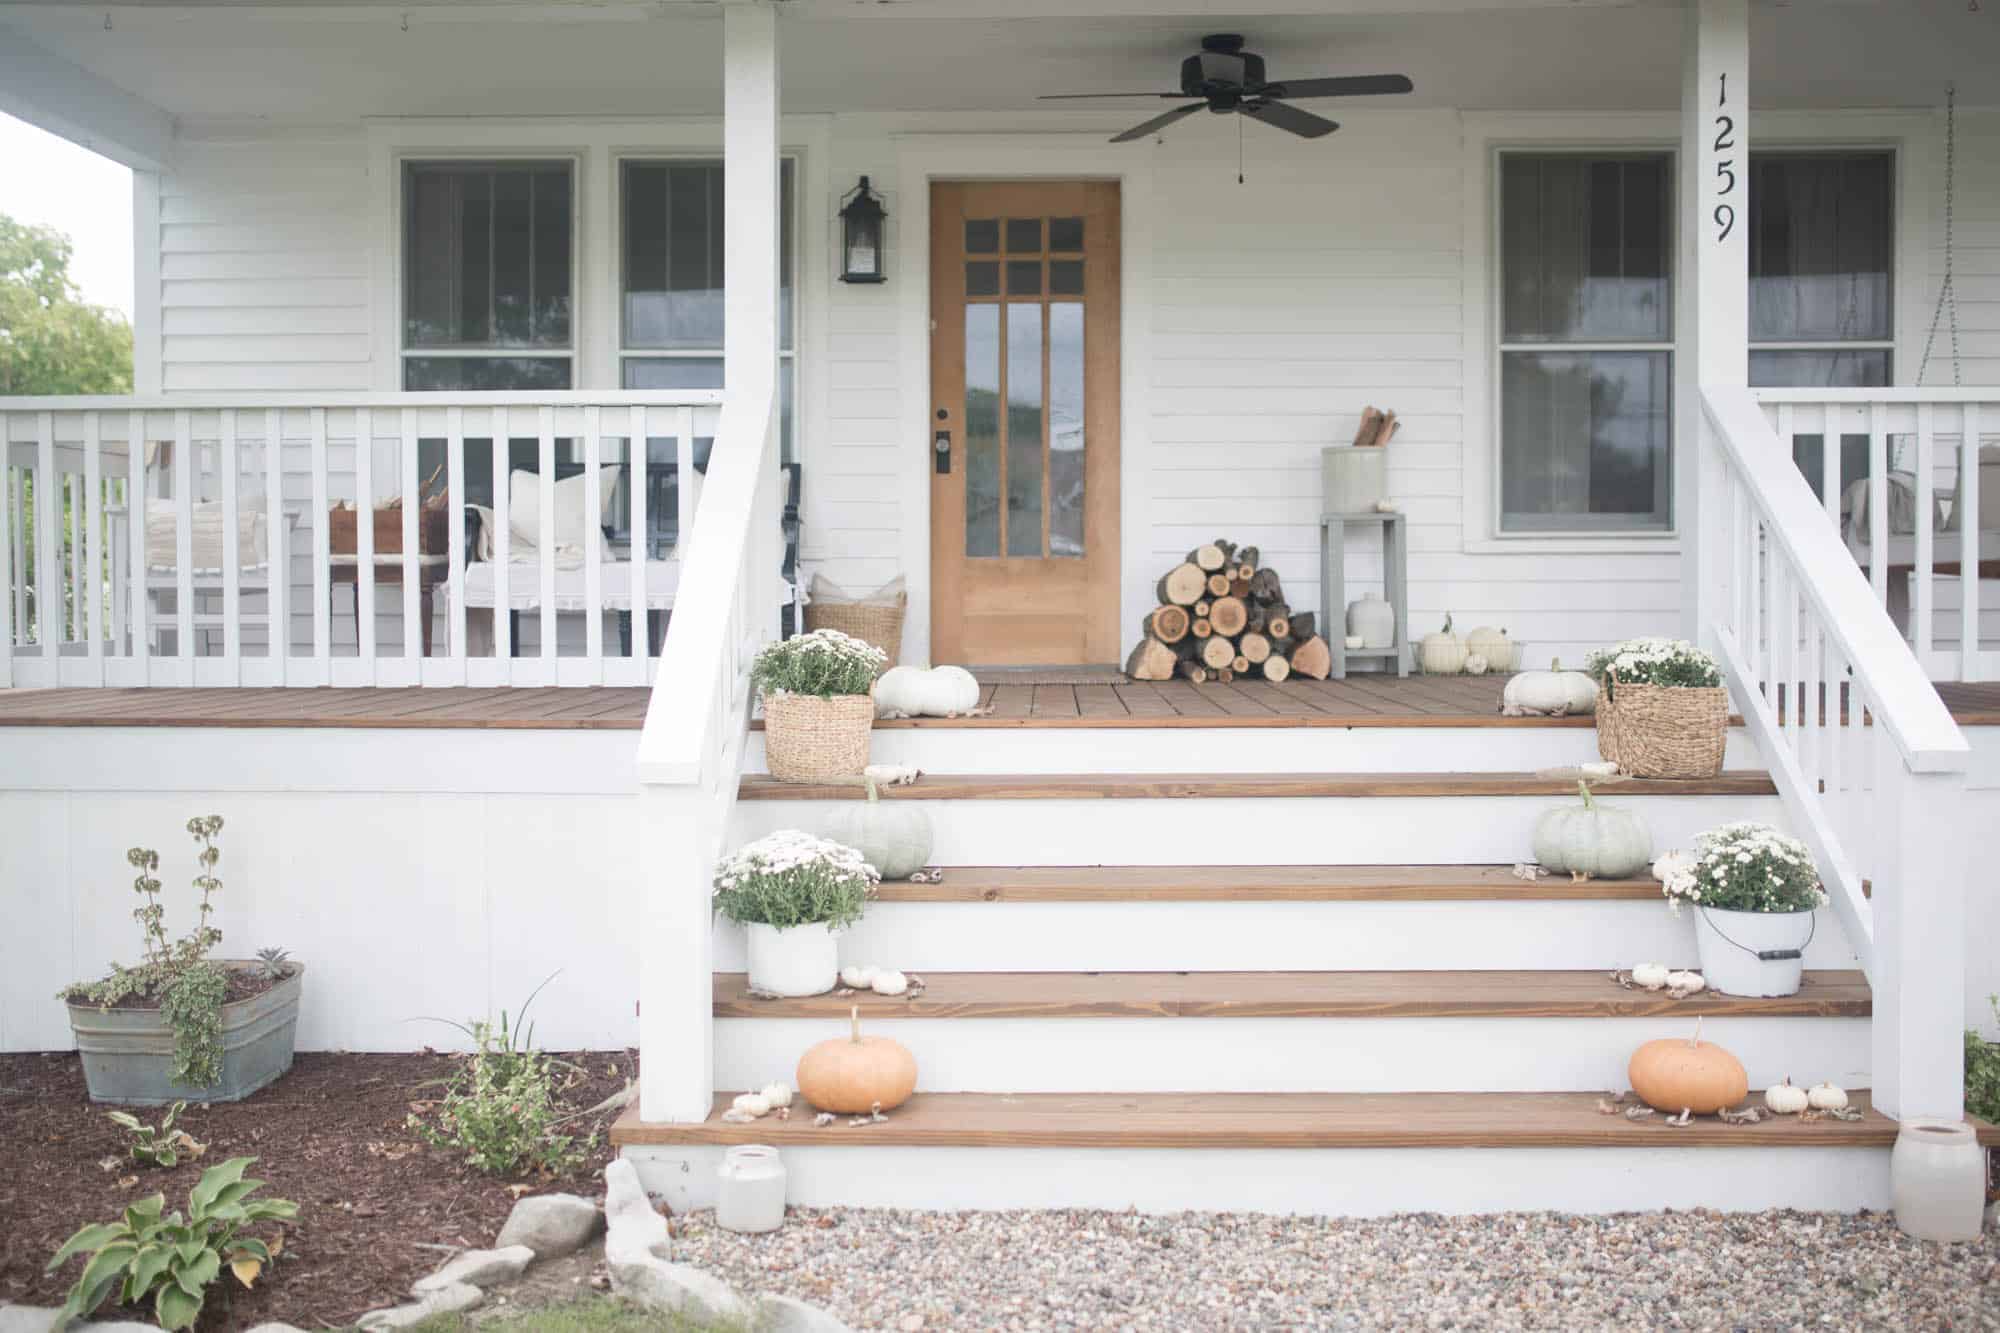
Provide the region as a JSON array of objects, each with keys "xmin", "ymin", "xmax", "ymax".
[
  {"xmin": 870, "ymin": 969, "xmax": 909, "ymax": 996},
  {"xmin": 1418, "ymin": 613, "xmax": 1468, "ymax": 675},
  {"xmin": 1532, "ymin": 780, "xmax": 1653, "ymax": 880},
  {"xmin": 1763, "ymin": 1077, "xmax": 1809, "ymax": 1115},
  {"xmin": 1631, "ymin": 962, "xmax": 1671, "ymax": 991},
  {"xmin": 873, "ymin": 664, "xmax": 980, "ymax": 718},
  {"xmin": 1501, "ymin": 658, "xmax": 1599, "ymax": 717},
  {"xmin": 760, "ymin": 1082, "xmax": 793, "ymax": 1109},
  {"xmin": 1465, "ymin": 626, "xmax": 1514, "ymax": 670},
  {"xmin": 731, "ymin": 1092, "xmax": 772, "ymax": 1117},
  {"xmin": 1807, "ymin": 1081, "xmax": 1849, "ymax": 1111},
  {"xmin": 1666, "ymin": 970, "xmax": 1706, "ymax": 995},
  {"xmin": 1464, "ymin": 653, "xmax": 1490, "ymax": 676},
  {"xmin": 839, "ymin": 964, "xmax": 877, "ymax": 990},
  {"xmin": 824, "ymin": 776, "xmax": 934, "ymax": 880}
]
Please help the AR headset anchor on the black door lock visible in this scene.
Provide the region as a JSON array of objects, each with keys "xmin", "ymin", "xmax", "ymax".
[{"xmin": 934, "ymin": 430, "xmax": 951, "ymax": 474}]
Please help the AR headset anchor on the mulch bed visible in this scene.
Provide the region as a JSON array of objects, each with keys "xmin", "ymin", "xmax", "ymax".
[{"xmin": 0, "ymin": 1049, "xmax": 629, "ymax": 1331}]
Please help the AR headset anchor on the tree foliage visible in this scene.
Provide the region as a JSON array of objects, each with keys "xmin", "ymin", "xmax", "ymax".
[{"xmin": 0, "ymin": 213, "xmax": 133, "ymax": 395}]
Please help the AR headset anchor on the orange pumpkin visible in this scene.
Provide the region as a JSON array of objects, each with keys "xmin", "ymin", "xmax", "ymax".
[
  {"xmin": 1627, "ymin": 1018, "xmax": 1749, "ymax": 1114},
  {"xmin": 797, "ymin": 1006, "xmax": 917, "ymax": 1114}
]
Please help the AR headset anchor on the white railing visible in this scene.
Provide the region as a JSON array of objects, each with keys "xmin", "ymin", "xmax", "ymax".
[
  {"xmin": 1701, "ymin": 385, "xmax": 1970, "ymax": 1120},
  {"xmin": 0, "ymin": 391, "xmax": 721, "ymax": 688},
  {"xmin": 634, "ymin": 382, "xmax": 782, "ymax": 1123},
  {"xmin": 1753, "ymin": 389, "xmax": 1999, "ymax": 682}
]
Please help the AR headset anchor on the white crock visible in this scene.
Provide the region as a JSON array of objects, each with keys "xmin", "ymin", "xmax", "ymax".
[
  {"xmin": 745, "ymin": 922, "xmax": 839, "ymax": 997},
  {"xmin": 1693, "ymin": 907, "xmax": 1812, "ymax": 997},
  {"xmin": 1346, "ymin": 593, "xmax": 1395, "ymax": 649},
  {"xmin": 716, "ymin": 1144, "xmax": 788, "ymax": 1234},
  {"xmin": 1892, "ymin": 1119, "xmax": 1986, "ymax": 1242}
]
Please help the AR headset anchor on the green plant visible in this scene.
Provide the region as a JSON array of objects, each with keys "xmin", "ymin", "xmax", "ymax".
[
  {"xmin": 255, "ymin": 947, "xmax": 293, "ymax": 981},
  {"xmin": 749, "ymin": 628, "xmax": 887, "ymax": 699},
  {"xmin": 408, "ymin": 976, "xmax": 596, "ymax": 1177},
  {"xmin": 712, "ymin": 830, "xmax": 879, "ymax": 930},
  {"xmin": 1584, "ymin": 636, "xmax": 1723, "ymax": 692},
  {"xmin": 60, "ymin": 816, "xmax": 234, "ymax": 1088},
  {"xmin": 45, "ymin": 1156, "xmax": 297, "ymax": 1331},
  {"xmin": 107, "ymin": 1100, "xmax": 204, "ymax": 1169},
  {"xmin": 1967, "ymin": 997, "xmax": 2000, "ymax": 1124},
  {"xmin": 1656, "ymin": 822, "xmax": 1828, "ymax": 915}
]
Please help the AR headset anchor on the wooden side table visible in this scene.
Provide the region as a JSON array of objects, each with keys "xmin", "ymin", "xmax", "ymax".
[
  {"xmin": 1319, "ymin": 511, "xmax": 1410, "ymax": 679},
  {"xmin": 330, "ymin": 555, "xmax": 450, "ymax": 657}
]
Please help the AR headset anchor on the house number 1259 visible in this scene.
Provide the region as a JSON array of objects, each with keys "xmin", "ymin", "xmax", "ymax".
[{"xmin": 1712, "ymin": 72, "xmax": 1736, "ymax": 242}]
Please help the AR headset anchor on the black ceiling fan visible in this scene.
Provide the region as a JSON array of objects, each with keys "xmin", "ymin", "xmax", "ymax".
[{"xmin": 1040, "ymin": 33, "xmax": 1413, "ymax": 143}]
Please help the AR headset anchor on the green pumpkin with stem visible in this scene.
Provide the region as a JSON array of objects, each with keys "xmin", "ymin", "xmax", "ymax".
[
  {"xmin": 1532, "ymin": 779, "xmax": 1652, "ymax": 880},
  {"xmin": 825, "ymin": 776, "xmax": 933, "ymax": 880}
]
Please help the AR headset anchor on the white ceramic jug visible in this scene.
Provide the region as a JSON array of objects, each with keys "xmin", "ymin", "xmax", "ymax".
[
  {"xmin": 1347, "ymin": 593, "xmax": 1395, "ymax": 649},
  {"xmin": 716, "ymin": 1144, "xmax": 787, "ymax": 1234},
  {"xmin": 1891, "ymin": 1119, "xmax": 1985, "ymax": 1242}
]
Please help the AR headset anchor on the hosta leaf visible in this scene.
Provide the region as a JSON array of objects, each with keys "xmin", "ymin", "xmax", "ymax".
[
  {"xmin": 207, "ymin": 1178, "xmax": 265, "ymax": 1210},
  {"xmin": 124, "ymin": 1195, "xmax": 166, "ymax": 1229},
  {"xmin": 46, "ymin": 1222, "xmax": 129, "ymax": 1271},
  {"xmin": 155, "ymin": 1279, "xmax": 202, "ymax": 1332},
  {"xmin": 230, "ymin": 1237, "xmax": 271, "ymax": 1263},
  {"xmin": 241, "ymin": 1199, "xmax": 299, "ymax": 1222},
  {"xmin": 128, "ymin": 1244, "xmax": 175, "ymax": 1300},
  {"xmin": 230, "ymin": 1256, "xmax": 262, "ymax": 1288},
  {"xmin": 72, "ymin": 1243, "xmax": 138, "ymax": 1310},
  {"xmin": 189, "ymin": 1156, "xmax": 254, "ymax": 1215},
  {"xmin": 174, "ymin": 1246, "xmax": 220, "ymax": 1296},
  {"xmin": 106, "ymin": 1111, "xmax": 144, "ymax": 1131},
  {"xmin": 175, "ymin": 1236, "xmax": 205, "ymax": 1266}
]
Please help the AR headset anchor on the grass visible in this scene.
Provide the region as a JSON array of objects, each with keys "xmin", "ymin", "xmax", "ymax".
[{"xmin": 405, "ymin": 1295, "xmax": 747, "ymax": 1333}]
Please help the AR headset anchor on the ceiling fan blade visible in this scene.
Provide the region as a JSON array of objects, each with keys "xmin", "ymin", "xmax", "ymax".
[
  {"xmin": 1239, "ymin": 99, "xmax": 1339, "ymax": 139},
  {"xmin": 1038, "ymin": 92, "xmax": 1189, "ymax": 100},
  {"xmin": 1110, "ymin": 101, "xmax": 1206, "ymax": 144},
  {"xmin": 1258, "ymin": 74, "xmax": 1414, "ymax": 100}
]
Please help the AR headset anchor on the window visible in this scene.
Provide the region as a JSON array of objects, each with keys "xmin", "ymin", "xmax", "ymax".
[
  {"xmin": 1498, "ymin": 153, "xmax": 1674, "ymax": 533},
  {"xmin": 621, "ymin": 158, "xmax": 797, "ymax": 455},
  {"xmin": 1748, "ymin": 151, "xmax": 1895, "ymax": 503},
  {"xmin": 402, "ymin": 160, "xmax": 574, "ymax": 390}
]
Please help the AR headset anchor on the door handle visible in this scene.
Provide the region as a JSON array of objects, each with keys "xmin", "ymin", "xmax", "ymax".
[{"xmin": 934, "ymin": 430, "xmax": 952, "ymax": 475}]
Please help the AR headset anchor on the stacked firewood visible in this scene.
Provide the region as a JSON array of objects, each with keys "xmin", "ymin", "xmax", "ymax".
[{"xmin": 1124, "ymin": 539, "xmax": 1332, "ymax": 684}]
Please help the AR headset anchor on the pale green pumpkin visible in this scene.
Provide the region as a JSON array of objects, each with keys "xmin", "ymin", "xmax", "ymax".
[
  {"xmin": 825, "ymin": 776, "xmax": 933, "ymax": 880},
  {"xmin": 1532, "ymin": 780, "xmax": 1652, "ymax": 879}
]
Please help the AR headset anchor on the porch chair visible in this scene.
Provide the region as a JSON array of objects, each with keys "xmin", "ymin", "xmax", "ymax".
[
  {"xmin": 1842, "ymin": 444, "xmax": 2000, "ymax": 636},
  {"xmin": 138, "ymin": 499, "xmax": 302, "ymax": 657}
]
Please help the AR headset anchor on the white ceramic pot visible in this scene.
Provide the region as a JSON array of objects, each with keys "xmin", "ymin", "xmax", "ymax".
[
  {"xmin": 745, "ymin": 922, "xmax": 839, "ymax": 997},
  {"xmin": 716, "ymin": 1144, "xmax": 788, "ymax": 1234},
  {"xmin": 1892, "ymin": 1119, "xmax": 1986, "ymax": 1242},
  {"xmin": 1346, "ymin": 593, "xmax": 1395, "ymax": 649},
  {"xmin": 1694, "ymin": 907, "xmax": 1812, "ymax": 997}
]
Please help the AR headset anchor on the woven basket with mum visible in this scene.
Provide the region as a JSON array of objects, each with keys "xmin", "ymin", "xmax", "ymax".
[
  {"xmin": 753, "ymin": 629, "xmax": 889, "ymax": 783},
  {"xmin": 1585, "ymin": 637, "xmax": 1728, "ymax": 779}
]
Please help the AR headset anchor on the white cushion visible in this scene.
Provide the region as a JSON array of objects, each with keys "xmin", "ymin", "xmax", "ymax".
[{"xmin": 508, "ymin": 466, "xmax": 622, "ymax": 551}]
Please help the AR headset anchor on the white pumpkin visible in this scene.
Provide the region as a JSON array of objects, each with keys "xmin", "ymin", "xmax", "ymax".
[
  {"xmin": 1532, "ymin": 780, "xmax": 1653, "ymax": 880},
  {"xmin": 870, "ymin": 969, "xmax": 909, "ymax": 996},
  {"xmin": 1763, "ymin": 1078, "xmax": 1809, "ymax": 1115},
  {"xmin": 761, "ymin": 1082, "xmax": 794, "ymax": 1109},
  {"xmin": 1631, "ymin": 962, "xmax": 1671, "ymax": 991},
  {"xmin": 873, "ymin": 664, "xmax": 980, "ymax": 718},
  {"xmin": 1807, "ymin": 1082, "xmax": 1849, "ymax": 1111},
  {"xmin": 1666, "ymin": 970, "xmax": 1706, "ymax": 995},
  {"xmin": 1465, "ymin": 626, "xmax": 1514, "ymax": 670},
  {"xmin": 839, "ymin": 964, "xmax": 877, "ymax": 989},
  {"xmin": 1464, "ymin": 653, "xmax": 1490, "ymax": 676},
  {"xmin": 1418, "ymin": 614, "xmax": 1468, "ymax": 675},
  {"xmin": 825, "ymin": 777, "xmax": 933, "ymax": 880},
  {"xmin": 1501, "ymin": 658, "xmax": 1598, "ymax": 717},
  {"xmin": 731, "ymin": 1092, "xmax": 772, "ymax": 1117}
]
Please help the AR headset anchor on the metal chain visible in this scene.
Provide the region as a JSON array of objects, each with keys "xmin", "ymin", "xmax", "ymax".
[{"xmin": 1919, "ymin": 84, "xmax": 1963, "ymax": 387}]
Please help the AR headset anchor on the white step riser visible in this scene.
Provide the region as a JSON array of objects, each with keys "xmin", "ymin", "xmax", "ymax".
[
  {"xmin": 745, "ymin": 728, "xmax": 1762, "ymax": 776},
  {"xmin": 731, "ymin": 794, "xmax": 1787, "ymax": 866},
  {"xmin": 713, "ymin": 901, "xmax": 1856, "ymax": 973},
  {"xmin": 716, "ymin": 1015, "xmax": 1870, "ymax": 1095},
  {"xmin": 628, "ymin": 1143, "xmax": 1890, "ymax": 1216}
]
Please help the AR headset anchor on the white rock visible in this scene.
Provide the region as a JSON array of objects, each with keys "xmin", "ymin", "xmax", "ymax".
[
  {"xmin": 604, "ymin": 1158, "xmax": 669, "ymax": 1259},
  {"xmin": 756, "ymin": 1292, "xmax": 857, "ymax": 1333},
  {"xmin": 411, "ymin": 1245, "xmax": 534, "ymax": 1295},
  {"xmin": 0, "ymin": 1307, "xmax": 60, "ymax": 1333},
  {"xmin": 608, "ymin": 1254, "xmax": 750, "ymax": 1324},
  {"xmin": 495, "ymin": 1192, "xmax": 602, "ymax": 1260},
  {"xmin": 359, "ymin": 1282, "xmax": 483, "ymax": 1329}
]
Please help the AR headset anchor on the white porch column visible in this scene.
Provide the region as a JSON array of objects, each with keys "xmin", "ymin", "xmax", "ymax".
[
  {"xmin": 1679, "ymin": 0, "xmax": 1748, "ymax": 644},
  {"xmin": 1873, "ymin": 767, "xmax": 1970, "ymax": 1121},
  {"xmin": 635, "ymin": 1, "xmax": 780, "ymax": 1127}
]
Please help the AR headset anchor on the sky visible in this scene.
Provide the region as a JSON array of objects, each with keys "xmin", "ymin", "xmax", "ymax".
[{"xmin": 0, "ymin": 111, "xmax": 134, "ymax": 319}]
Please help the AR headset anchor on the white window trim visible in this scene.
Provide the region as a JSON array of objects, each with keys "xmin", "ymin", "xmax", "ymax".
[{"xmin": 1459, "ymin": 109, "xmax": 1930, "ymax": 556}]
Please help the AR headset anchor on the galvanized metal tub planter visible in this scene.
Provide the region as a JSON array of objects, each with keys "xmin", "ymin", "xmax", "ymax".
[{"xmin": 66, "ymin": 963, "xmax": 304, "ymax": 1105}]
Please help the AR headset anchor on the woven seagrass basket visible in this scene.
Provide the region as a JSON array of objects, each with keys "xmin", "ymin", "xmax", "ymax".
[
  {"xmin": 804, "ymin": 597, "xmax": 907, "ymax": 668},
  {"xmin": 1597, "ymin": 673, "xmax": 1728, "ymax": 779},
  {"xmin": 762, "ymin": 692, "xmax": 875, "ymax": 783}
]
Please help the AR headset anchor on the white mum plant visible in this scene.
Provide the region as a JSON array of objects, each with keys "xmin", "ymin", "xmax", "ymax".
[
  {"xmin": 1657, "ymin": 822, "xmax": 1827, "ymax": 916},
  {"xmin": 1584, "ymin": 636, "xmax": 1722, "ymax": 690},
  {"xmin": 750, "ymin": 629, "xmax": 888, "ymax": 699},
  {"xmin": 713, "ymin": 829, "xmax": 880, "ymax": 930}
]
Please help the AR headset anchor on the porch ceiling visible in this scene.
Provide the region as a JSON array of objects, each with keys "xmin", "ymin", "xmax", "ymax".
[{"xmin": 0, "ymin": 1, "xmax": 1993, "ymax": 128}]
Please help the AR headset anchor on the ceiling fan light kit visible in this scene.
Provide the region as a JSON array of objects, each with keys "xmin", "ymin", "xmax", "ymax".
[{"xmin": 1040, "ymin": 33, "xmax": 1414, "ymax": 145}]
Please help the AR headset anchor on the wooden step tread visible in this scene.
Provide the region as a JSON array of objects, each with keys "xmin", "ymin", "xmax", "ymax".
[
  {"xmin": 739, "ymin": 771, "xmax": 1778, "ymax": 801},
  {"xmin": 713, "ymin": 969, "xmax": 1870, "ymax": 1019},
  {"xmin": 874, "ymin": 864, "xmax": 1668, "ymax": 903},
  {"xmin": 614, "ymin": 1089, "xmax": 1982, "ymax": 1150}
]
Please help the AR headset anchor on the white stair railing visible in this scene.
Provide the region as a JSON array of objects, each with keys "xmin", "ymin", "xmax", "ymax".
[
  {"xmin": 1753, "ymin": 389, "xmax": 1999, "ymax": 682},
  {"xmin": 1701, "ymin": 385, "xmax": 1970, "ymax": 1120},
  {"xmin": 634, "ymin": 383, "xmax": 781, "ymax": 1123}
]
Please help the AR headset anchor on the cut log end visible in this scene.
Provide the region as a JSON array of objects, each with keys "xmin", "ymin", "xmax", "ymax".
[
  {"xmin": 1200, "ymin": 635, "xmax": 1236, "ymax": 670},
  {"xmin": 1239, "ymin": 631, "xmax": 1272, "ymax": 664},
  {"xmin": 1144, "ymin": 604, "xmax": 1190, "ymax": 645},
  {"xmin": 1261, "ymin": 653, "xmax": 1292, "ymax": 682},
  {"xmin": 1266, "ymin": 615, "xmax": 1291, "ymax": 641},
  {"xmin": 1206, "ymin": 573, "xmax": 1232, "ymax": 598},
  {"xmin": 1188, "ymin": 543, "xmax": 1228, "ymax": 572},
  {"xmin": 1191, "ymin": 617, "xmax": 1213, "ymax": 639},
  {"xmin": 1193, "ymin": 600, "xmax": 1211, "ymax": 618},
  {"xmin": 1156, "ymin": 562, "xmax": 1206, "ymax": 607},
  {"xmin": 1289, "ymin": 635, "xmax": 1332, "ymax": 681},
  {"xmin": 1232, "ymin": 655, "xmax": 1250, "ymax": 674},
  {"xmin": 1209, "ymin": 595, "xmax": 1249, "ymax": 637},
  {"xmin": 1124, "ymin": 635, "xmax": 1180, "ymax": 682},
  {"xmin": 1176, "ymin": 660, "xmax": 1209, "ymax": 684}
]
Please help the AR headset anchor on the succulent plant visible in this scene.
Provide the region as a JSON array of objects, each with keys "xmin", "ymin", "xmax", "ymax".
[{"xmin": 255, "ymin": 947, "xmax": 292, "ymax": 981}]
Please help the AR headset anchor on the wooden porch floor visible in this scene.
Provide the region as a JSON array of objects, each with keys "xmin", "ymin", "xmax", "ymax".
[{"xmin": 1, "ymin": 675, "xmax": 1997, "ymax": 729}]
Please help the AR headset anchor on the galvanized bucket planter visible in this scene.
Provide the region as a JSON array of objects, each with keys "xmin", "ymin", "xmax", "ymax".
[{"xmin": 66, "ymin": 964, "xmax": 304, "ymax": 1106}]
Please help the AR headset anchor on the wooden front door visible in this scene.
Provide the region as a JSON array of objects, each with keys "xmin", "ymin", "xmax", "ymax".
[{"xmin": 929, "ymin": 181, "xmax": 1120, "ymax": 665}]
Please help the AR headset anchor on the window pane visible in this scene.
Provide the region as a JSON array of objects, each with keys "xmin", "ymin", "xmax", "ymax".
[
  {"xmin": 1006, "ymin": 302, "xmax": 1044, "ymax": 558},
  {"xmin": 1751, "ymin": 349, "xmax": 1891, "ymax": 506},
  {"xmin": 964, "ymin": 304, "xmax": 1001, "ymax": 558},
  {"xmin": 1501, "ymin": 155, "xmax": 1670, "ymax": 343},
  {"xmin": 402, "ymin": 357, "xmax": 572, "ymax": 391},
  {"xmin": 1750, "ymin": 154, "xmax": 1892, "ymax": 342},
  {"xmin": 404, "ymin": 161, "xmax": 572, "ymax": 350},
  {"xmin": 1501, "ymin": 351, "xmax": 1670, "ymax": 530},
  {"xmin": 621, "ymin": 357, "xmax": 724, "ymax": 390},
  {"xmin": 622, "ymin": 160, "xmax": 796, "ymax": 351},
  {"xmin": 1049, "ymin": 302, "xmax": 1085, "ymax": 558}
]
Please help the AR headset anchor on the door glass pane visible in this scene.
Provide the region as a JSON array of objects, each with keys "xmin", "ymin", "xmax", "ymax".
[
  {"xmin": 1006, "ymin": 302, "xmax": 1044, "ymax": 558},
  {"xmin": 965, "ymin": 262, "xmax": 999, "ymax": 297},
  {"xmin": 964, "ymin": 304, "xmax": 1001, "ymax": 558},
  {"xmin": 965, "ymin": 219, "xmax": 999, "ymax": 254},
  {"xmin": 1501, "ymin": 154, "xmax": 1670, "ymax": 343},
  {"xmin": 1500, "ymin": 350, "xmax": 1670, "ymax": 531},
  {"xmin": 1049, "ymin": 216, "xmax": 1084, "ymax": 252},
  {"xmin": 1049, "ymin": 302, "xmax": 1085, "ymax": 557},
  {"xmin": 1006, "ymin": 218, "xmax": 1043, "ymax": 253},
  {"xmin": 1050, "ymin": 260, "xmax": 1084, "ymax": 296},
  {"xmin": 1006, "ymin": 261, "xmax": 1041, "ymax": 296}
]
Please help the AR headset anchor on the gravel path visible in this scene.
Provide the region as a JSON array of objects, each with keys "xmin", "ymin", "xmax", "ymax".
[{"xmin": 671, "ymin": 1207, "xmax": 2000, "ymax": 1331}]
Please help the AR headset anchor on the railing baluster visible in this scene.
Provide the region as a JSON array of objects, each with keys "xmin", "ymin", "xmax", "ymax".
[
  {"xmin": 127, "ymin": 411, "xmax": 146, "ymax": 672},
  {"xmin": 1962, "ymin": 401, "xmax": 1982, "ymax": 682},
  {"xmin": 220, "ymin": 409, "xmax": 242, "ymax": 683},
  {"xmin": 264, "ymin": 408, "xmax": 287, "ymax": 683},
  {"xmin": 0, "ymin": 424, "xmax": 13, "ymax": 686},
  {"xmin": 583, "ymin": 404, "xmax": 604, "ymax": 680},
  {"xmin": 537, "ymin": 406, "xmax": 556, "ymax": 673},
  {"xmin": 172, "ymin": 409, "xmax": 194, "ymax": 681},
  {"xmin": 446, "ymin": 406, "xmax": 467, "ymax": 683},
  {"xmin": 1816, "ymin": 402, "xmax": 1837, "ymax": 525},
  {"xmin": 492, "ymin": 422, "xmax": 512, "ymax": 669},
  {"xmin": 401, "ymin": 406, "xmax": 421, "ymax": 670},
  {"xmin": 629, "ymin": 405, "xmax": 648, "ymax": 675},
  {"xmin": 310, "ymin": 407, "xmax": 331, "ymax": 683},
  {"xmin": 353, "ymin": 406, "xmax": 375, "ymax": 679},
  {"xmin": 1915, "ymin": 401, "xmax": 1935, "ymax": 665},
  {"xmin": 1866, "ymin": 402, "xmax": 1888, "ymax": 607},
  {"xmin": 83, "ymin": 414, "xmax": 103, "ymax": 680},
  {"xmin": 35, "ymin": 413, "xmax": 57, "ymax": 662},
  {"xmin": 677, "ymin": 407, "xmax": 696, "ymax": 553}
]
